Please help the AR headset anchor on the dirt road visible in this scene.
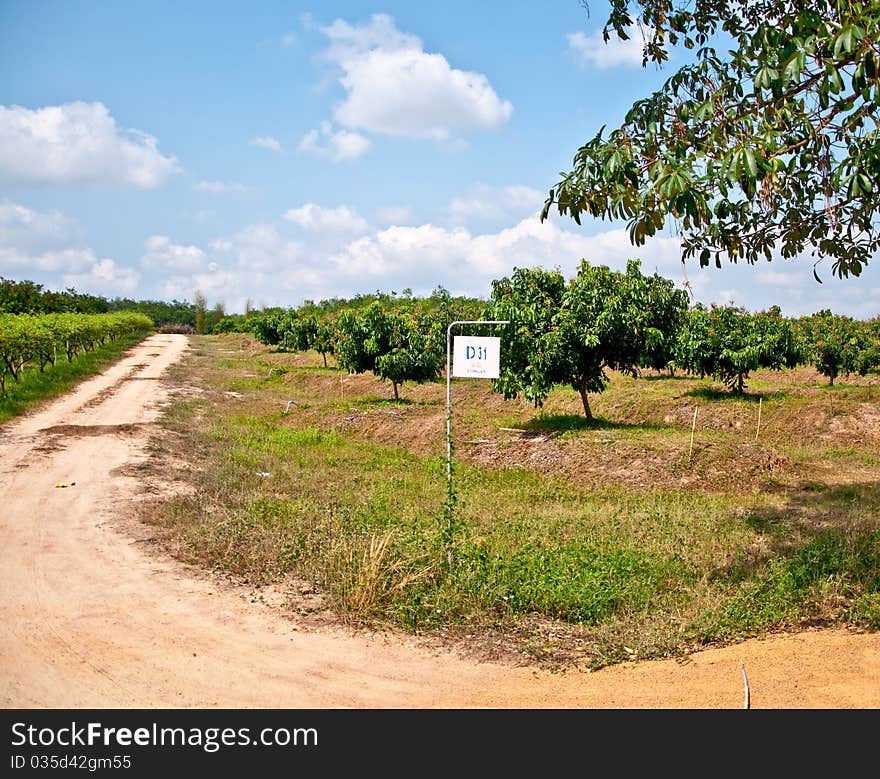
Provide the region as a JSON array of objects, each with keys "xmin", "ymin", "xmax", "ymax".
[{"xmin": 1, "ymin": 333, "xmax": 878, "ymax": 709}]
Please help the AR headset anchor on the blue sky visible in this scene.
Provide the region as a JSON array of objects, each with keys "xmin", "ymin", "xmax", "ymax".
[{"xmin": 1, "ymin": 0, "xmax": 877, "ymax": 317}]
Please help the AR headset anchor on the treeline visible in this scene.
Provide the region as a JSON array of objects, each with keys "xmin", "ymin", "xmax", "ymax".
[
  {"xmin": 4, "ymin": 271, "xmax": 878, "ymax": 412},
  {"xmin": 242, "ymin": 261, "xmax": 880, "ymax": 416},
  {"xmin": 0, "ymin": 278, "xmax": 198, "ymax": 330},
  {"xmin": 0, "ymin": 311, "xmax": 153, "ymax": 394},
  {"xmin": 0, "ymin": 278, "xmax": 478, "ymax": 336}
]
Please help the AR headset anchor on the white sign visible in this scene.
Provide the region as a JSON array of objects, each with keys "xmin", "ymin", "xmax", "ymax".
[{"xmin": 452, "ymin": 336, "xmax": 500, "ymax": 378}]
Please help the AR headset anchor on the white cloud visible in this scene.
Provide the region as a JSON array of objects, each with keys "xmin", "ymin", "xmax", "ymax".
[
  {"xmin": 0, "ymin": 214, "xmax": 139, "ymax": 296},
  {"xmin": 153, "ymin": 224, "xmax": 319, "ymax": 312},
  {"xmin": 318, "ymin": 14, "xmax": 512, "ymax": 141},
  {"xmin": 298, "ymin": 120, "xmax": 371, "ymax": 162},
  {"xmin": 320, "ymin": 14, "xmax": 420, "ymax": 61},
  {"xmin": 284, "ymin": 203, "xmax": 369, "ymax": 233},
  {"xmin": 331, "ymin": 223, "xmax": 473, "ymax": 278},
  {"xmin": 0, "ymin": 102, "xmax": 180, "ymax": 188},
  {"xmin": 0, "ymin": 246, "xmax": 97, "ymax": 274},
  {"xmin": 567, "ymin": 29, "xmax": 645, "ymax": 69},
  {"xmin": 5, "ymin": 196, "xmax": 875, "ymax": 318},
  {"xmin": 132, "ymin": 213, "xmax": 688, "ymax": 310},
  {"xmin": 195, "ymin": 180, "xmax": 250, "ymax": 195},
  {"xmin": 0, "ymin": 199, "xmax": 80, "ymax": 251},
  {"xmin": 448, "ymin": 184, "xmax": 545, "ymax": 224},
  {"xmin": 63, "ymin": 258, "xmax": 140, "ymax": 295},
  {"xmin": 327, "ymin": 216, "xmax": 685, "ymax": 293},
  {"xmin": 210, "ymin": 223, "xmax": 305, "ymax": 273},
  {"xmin": 0, "ymin": 201, "xmax": 136, "ymax": 290},
  {"xmin": 140, "ymin": 235, "xmax": 208, "ymax": 273},
  {"xmin": 249, "ymin": 136, "xmax": 283, "ymax": 152},
  {"xmin": 756, "ymin": 268, "xmax": 806, "ymax": 292},
  {"xmin": 281, "ymin": 32, "xmax": 297, "ymax": 47}
]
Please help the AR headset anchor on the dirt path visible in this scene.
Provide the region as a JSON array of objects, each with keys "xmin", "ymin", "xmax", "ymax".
[{"xmin": 1, "ymin": 334, "xmax": 878, "ymax": 709}]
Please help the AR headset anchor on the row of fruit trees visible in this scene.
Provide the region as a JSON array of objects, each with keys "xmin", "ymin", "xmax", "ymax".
[
  {"xmin": 0, "ymin": 311, "xmax": 153, "ymax": 395},
  {"xmin": 247, "ymin": 260, "xmax": 880, "ymax": 417}
]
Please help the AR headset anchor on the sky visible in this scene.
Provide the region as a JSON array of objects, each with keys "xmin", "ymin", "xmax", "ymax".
[{"xmin": 1, "ymin": 0, "xmax": 878, "ymax": 318}]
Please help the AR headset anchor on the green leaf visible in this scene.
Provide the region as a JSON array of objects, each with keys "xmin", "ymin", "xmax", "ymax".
[
  {"xmin": 745, "ymin": 148, "xmax": 759, "ymax": 180},
  {"xmin": 782, "ymin": 51, "xmax": 805, "ymax": 82}
]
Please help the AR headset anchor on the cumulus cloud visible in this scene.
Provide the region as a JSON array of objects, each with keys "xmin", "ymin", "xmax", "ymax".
[
  {"xmin": 156, "ymin": 224, "xmax": 322, "ymax": 311},
  {"xmin": 210, "ymin": 223, "xmax": 306, "ymax": 274},
  {"xmin": 5, "ymin": 197, "xmax": 874, "ymax": 317},
  {"xmin": 284, "ymin": 203, "xmax": 369, "ymax": 233},
  {"xmin": 317, "ymin": 14, "xmax": 512, "ymax": 142},
  {"xmin": 298, "ymin": 121, "xmax": 371, "ymax": 162},
  {"xmin": 756, "ymin": 268, "xmax": 807, "ymax": 293},
  {"xmin": 63, "ymin": 258, "xmax": 140, "ymax": 295},
  {"xmin": 331, "ymin": 223, "xmax": 473, "ymax": 279},
  {"xmin": 0, "ymin": 246, "xmax": 97, "ymax": 274},
  {"xmin": 327, "ymin": 216, "xmax": 686, "ymax": 295},
  {"xmin": 567, "ymin": 28, "xmax": 645, "ymax": 68},
  {"xmin": 140, "ymin": 235, "xmax": 209, "ymax": 273},
  {"xmin": 0, "ymin": 102, "xmax": 180, "ymax": 188},
  {"xmin": 320, "ymin": 13, "xmax": 420, "ymax": 60},
  {"xmin": 135, "ymin": 210, "xmax": 689, "ymax": 310},
  {"xmin": 0, "ymin": 200, "xmax": 139, "ymax": 294},
  {"xmin": 0, "ymin": 199, "xmax": 80, "ymax": 251},
  {"xmin": 448, "ymin": 184, "xmax": 545, "ymax": 224},
  {"xmin": 249, "ymin": 136, "xmax": 283, "ymax": 152}
]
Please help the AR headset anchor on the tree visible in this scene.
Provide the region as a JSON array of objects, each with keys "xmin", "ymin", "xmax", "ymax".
[
  {"xmin": 208, "ymin": 300, "xmax": 226, "ymax": 333},
  {"xmin": 335, "ymin": 303, "xmax": 444, "ymax": 399},
  {"xmin": 489, "ymin": 259, "xmax": 688, "ymax": 418},
  {"xmin": 252, "ymin": 310, "xmax": 287, "ymax": 346},
  {"xmin": 676, "ymin": 304, "xmax": 800, "ymax": 393},
  {"xmin": 335, "ymin": 303, "xmax": 387, "ymax": 378},
  {"xmin": 193, "ymin": 291, "xmax": 207, "ymax": 335},
  {"xmin": 638, "ymin": 270, "xmax": 691, "ymax": 373},
  {"xmin": 278, "ymin": 312, "xmax": 313, "ymax": 352},
  {"xmin": 0, "ymin": 278, "xmax": 108, "ymax": 314},
  {"xmin": 542, "ymin": 1, "xmax": 880, "ymax": 280},
  {"xmin": 374, "ymin": 312, "xmax": 444, "ymax": 399},
  {"xmin": 858, "ymin": 316, "xmax": 880, "ymax": 375},
  {"xmin": 798, "ymin": 309, "xmax": 875, "ymax": 384},
  {"xmin": 312, "ymin": 318, "xmax": 338, "ymax": 368},
  {"xmin": 1, "ymin": 279, "xmax": 58, "ymax": 314},
  {"xmin": 674, "ymin": 302, "xmax": 713, "ymax": 379}
]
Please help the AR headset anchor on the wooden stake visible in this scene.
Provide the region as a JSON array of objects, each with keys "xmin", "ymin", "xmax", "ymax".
[
  {"xmin": 689, "ymin": 407, "xmax": 698, "ymax": 461},
  {"xmin": 755, "ymin": 397, "xmax": 762, "ymax": 442}
]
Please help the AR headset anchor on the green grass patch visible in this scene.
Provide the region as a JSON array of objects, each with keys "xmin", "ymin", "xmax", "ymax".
[
  {"xmin": 694, "ymin": 529, "xmax": 880, "ymax": 641},
  {"xmin": 144, "ymin": 334, "xmax": 880, "ymax": 669}
]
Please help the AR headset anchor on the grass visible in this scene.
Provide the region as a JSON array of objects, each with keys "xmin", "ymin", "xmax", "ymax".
[
  {"xmin": 0, "ymin": 329, "xmax": 153, "ymax": 424},
  {"xmin": 140, "ymin": 335, "xmax": 880, "ymax": 670}
]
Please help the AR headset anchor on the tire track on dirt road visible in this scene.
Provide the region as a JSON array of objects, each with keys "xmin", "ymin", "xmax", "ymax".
[{"xmin": 2, "ymin": 333, "xmax": 878, "ymax": 708}]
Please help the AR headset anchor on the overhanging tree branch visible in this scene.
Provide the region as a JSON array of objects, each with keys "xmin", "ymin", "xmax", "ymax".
[{"xmin": 545, "ymin": 0, "xmax": 880, "ymax": 279}]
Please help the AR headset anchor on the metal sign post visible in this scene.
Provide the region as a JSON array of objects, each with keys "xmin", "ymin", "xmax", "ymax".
[{"xmin": 444, "ymin": 320, "xmax": 508, "ymax": 571}]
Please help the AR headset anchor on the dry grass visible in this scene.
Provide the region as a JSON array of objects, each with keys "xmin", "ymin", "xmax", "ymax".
[{"xmin": 327, "ymin": 531, "xmax": 437, "ymax": 620}]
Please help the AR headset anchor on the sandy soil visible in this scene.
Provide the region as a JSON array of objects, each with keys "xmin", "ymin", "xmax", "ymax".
[{"xmin": 1, "ymin": 333, "xmax": 878, "ymax": 709}]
